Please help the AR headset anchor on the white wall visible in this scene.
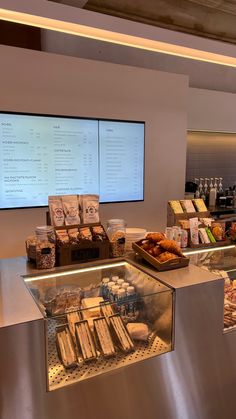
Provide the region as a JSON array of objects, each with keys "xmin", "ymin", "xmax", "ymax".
[
  {"xmin": 188, "ymin": 87, "xmax": 236, "ymax": 132},
  {"xmin": 0, "ymin": 45, "xmax": 188, "ymax": 258}
]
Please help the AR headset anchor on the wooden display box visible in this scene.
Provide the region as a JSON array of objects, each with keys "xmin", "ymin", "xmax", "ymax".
[
  {"xmin": 167, "ymin": 203, "xmax": 210, "ymax": 227},
  {"xmin": 54, "ymin": 223, "xmax": 110, "ymax": 266}
]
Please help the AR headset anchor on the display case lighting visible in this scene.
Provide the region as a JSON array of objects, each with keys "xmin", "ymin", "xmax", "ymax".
[
  {"xmin": 1, "ymin": 6, "xmax": 236, "ymax": 67},
  {"xmin": 184, "ymin": 244, "xmax": 235, "ymax": 256},
  {"xmin": 23, "ymin": 261, "xmax": 127, "ymax": 282}
]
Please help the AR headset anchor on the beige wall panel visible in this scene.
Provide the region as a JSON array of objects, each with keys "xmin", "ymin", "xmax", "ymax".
[{"xmin": 0, "ymin": 45, "xmax": 188, "ymax": 258}]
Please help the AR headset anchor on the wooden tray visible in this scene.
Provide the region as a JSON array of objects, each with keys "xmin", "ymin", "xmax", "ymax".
[{"xmin": 132, "ymin": 241, "xmax": 189, "ymax": 271}]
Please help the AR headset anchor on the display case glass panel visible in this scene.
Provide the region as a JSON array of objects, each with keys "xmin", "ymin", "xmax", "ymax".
[
  {"xmin": 186, "ymin": 245, "xmax": 236, "ymax": 332},
  {"xmin": 23, "ymin": 260, "xmax": 173, "ymax": 391}
]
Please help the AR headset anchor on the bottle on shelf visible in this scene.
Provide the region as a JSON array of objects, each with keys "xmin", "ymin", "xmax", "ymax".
[
  {"xmin": 194, "ymin": 178, "xmax": 200, "ymax": 198},
  {"xmin": 199, "ymin": 178, "xmax": 205, "ymax": 202},
  {"xmin": 209, "ymin": 178, "xmax": 217, "ymax": 208},
  {"xmin": 204, "ymin": 178, "xmax": 210, "ymax": 206},
  {"xmin": 214, "ymin": 177, "xmax": 219, "ymax": 191},
  {"xmin": 217, "ymin": 177, "xmax": 225, "ymax": 207}
]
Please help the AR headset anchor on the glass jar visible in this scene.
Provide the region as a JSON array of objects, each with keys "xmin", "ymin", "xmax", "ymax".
[
  {"xmin": 35, "ymin": 226, "xmax": 55, "ymax": 243},
  {"xmin": 106, "ymin": 219, "xmax": 126, "ymax": 257},
  {"xmin": 35, "ymin": 226, "xmax": 56, "ymax": 269}
]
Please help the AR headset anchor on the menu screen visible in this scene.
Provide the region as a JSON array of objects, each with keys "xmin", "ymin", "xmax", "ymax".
[{"xmin": 0, "ymin": 113, "xmax": 144, "ymax": 208}]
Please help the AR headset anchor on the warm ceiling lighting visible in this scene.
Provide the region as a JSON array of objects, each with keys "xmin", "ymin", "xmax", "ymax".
[{"xmin": 1, "ymin": 7, "xmax": 236, "ymax": 67}]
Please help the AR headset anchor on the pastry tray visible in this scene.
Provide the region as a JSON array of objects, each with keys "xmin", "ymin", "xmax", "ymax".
[{"xmin": 132, "ymin": 240, "xmax": 189, "ymax": 271}]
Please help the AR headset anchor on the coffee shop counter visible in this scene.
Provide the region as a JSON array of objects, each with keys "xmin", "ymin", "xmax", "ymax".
[{"xmin": 0, "ymin": 254, "xmax": 235, "ymax": 419}]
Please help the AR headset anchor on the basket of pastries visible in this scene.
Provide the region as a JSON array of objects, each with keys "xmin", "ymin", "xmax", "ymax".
[{"xmin": 132, "ymin": 232, "xmax": 189, "ymax": 271}]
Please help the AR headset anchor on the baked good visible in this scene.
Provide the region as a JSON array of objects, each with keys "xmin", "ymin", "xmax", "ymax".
[
  {"xmin": 81, "ymin": 297, "xmax": 104, "ymax": 318},
  {"xmin": 109, "ymin": 314, "xmax": 134, "ymax": 352},
  {"xmin": 75, "ymin": 320, "xmax": 97, "ymax": 361},
  {"xmin": 146, "ymin": 232, "xmax": 165, "ymax": 243},
  {"xmin": 94, "ymin": 317, "xmax": 116, "ymax": 357},
  {"xmin": 67, "ymin": 311, "xmax": 81, "ymax": 340},
  {"xmin": 159, "ymin": 239, "xmax": 183, "ymax": 257},
  {"xmin": 126, "ymin": 323, "xmax": 149, "ymax": 341},
  {"xmin": 158, "ymin": 252, "xmax": 178, "ymax": 262},
  {"xmin": 56, "ymin": 327, "xmax": 77, "ymax": 368}
]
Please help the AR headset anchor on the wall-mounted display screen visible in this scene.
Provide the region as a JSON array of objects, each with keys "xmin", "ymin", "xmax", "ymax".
[{"xmin": 0, "ymin": 112, "xmax": 145, "ymax": 209}]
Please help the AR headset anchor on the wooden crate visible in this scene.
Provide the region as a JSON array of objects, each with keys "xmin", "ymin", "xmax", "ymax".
[{"xmin": 167, "ymin": 202, "xmax": 210, "ymax": 227}]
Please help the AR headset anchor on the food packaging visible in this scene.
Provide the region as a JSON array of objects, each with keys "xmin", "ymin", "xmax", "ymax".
[
  {"xmin": 189, "ymin": 217, "xmax": 199, "ymax": 245},
  {"xmin": 62, "ymin": 195, "xmax": 80, "ymax": 225},
  {"xmin": 80, "ymin": 194, "xmax": 99, "ymax": 224},
  {"xmin": 48, "ymin": 196, "xmax": 65, "ymax": 226}
]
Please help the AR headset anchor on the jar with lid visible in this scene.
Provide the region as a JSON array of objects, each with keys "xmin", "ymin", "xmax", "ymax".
[
  {"xmin": 35, "ymin": 226, "xmax": 55, "ymax": 243},
  {"xmin": 35, "ymin": 226, "xmax": 56, "ymax": 269},
  {"xmin": 106, "ymin": 219, "xmax": 126, "ymax": 257}
]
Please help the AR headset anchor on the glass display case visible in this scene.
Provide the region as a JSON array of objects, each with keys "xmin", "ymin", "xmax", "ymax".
[
  {"xmin": 23, "ymin": 260, "xmax": 174, "ymax": 391},
  {"xmin": 186, "ymin": 245, "xmax": 236, "ymax": 332}
]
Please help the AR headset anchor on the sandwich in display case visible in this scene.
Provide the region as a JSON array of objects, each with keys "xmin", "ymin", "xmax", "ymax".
[{"xmin": 23, "ymin": 259, "xmax": 174, "ymax": 391}]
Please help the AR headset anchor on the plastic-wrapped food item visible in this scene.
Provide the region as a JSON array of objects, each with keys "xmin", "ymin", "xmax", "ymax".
[
  {"xmin": 67, "ymin": 311, "xmax": 81, "ymax": 341},
  {"xmin": 56, "ymin": 230, "xmax": 70, "ymax": 246},
  {"xmin": 126, "ymin": 323, "xmax": 149, "ymax": 341},
  {"xmin": 91, "ymin": 225, "xmax": 107, "ymax": 241},
  {"xmin": 189, "ymin": 217, "xmax": 199, "ymax": 245},
  {"xmin": 56, "ymin": 327, "xmax": 77, "ymax": 368},
  {"xmin": 43, "ymin": 286, "xmax": 82, "ymax": 316},
  {"xmin": 75, "ymin": 320, "xmax": 97, "ymax": 361},
  {"xmin": 79, "ymin": 227, "xmax": 92, "ymax": 241},
  {"xmin": 109, "ymin": 314, "xmax": 134, "ymax": 353},
  {"xmin": 94, "ymin": 317, "xmax": 116, "ymax": 357},
  {"xmin": 68, "ymin": 228, "xmax": 79, "ymax": 244}
]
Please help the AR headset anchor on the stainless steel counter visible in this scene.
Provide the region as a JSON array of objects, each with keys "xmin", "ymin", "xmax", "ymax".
[
  {"xmin": 0, "ymin": 256, "xmax": 235, "ymax": 419},
  {"xmin": 0, "ymin": 257, "xmax": 43, "ymax": 327}
]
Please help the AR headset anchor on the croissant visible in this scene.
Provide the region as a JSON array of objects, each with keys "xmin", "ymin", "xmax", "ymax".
[
  {"xmin": 159, "ymin": 239, "xmax": 183, "ymax": 257},
  {"xmin": 152, "ymin": 245, "xmax": 162, "ymax": 257},
  {"xmin": 146, "ymin": 232, "xmax": 165, "ymax": 243},
  {"xmin": 158, "ymin": 252, "xmax": 178, "ymax": 262}
]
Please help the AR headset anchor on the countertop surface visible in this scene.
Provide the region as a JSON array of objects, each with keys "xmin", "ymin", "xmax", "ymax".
[
  {"xmin": 0, "ymin": 254, "xmax": 221, "ymax": 329},
  {"xmin": 0, "ymin": 257, "xmax": 43, "ymax": 329}
]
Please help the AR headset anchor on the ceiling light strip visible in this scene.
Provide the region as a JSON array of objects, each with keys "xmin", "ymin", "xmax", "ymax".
[{"xmin": 1, "ymin": 8, "xmax": 236, "ymax": 67}]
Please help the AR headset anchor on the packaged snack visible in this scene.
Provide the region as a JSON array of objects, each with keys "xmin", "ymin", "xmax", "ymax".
[
  {"xmin": 68, "ymin": 228, "xmax": 79, "ymax": 244},
  {"xmin": 91, "ymin": 225, "xmax": 107, "ymax": 241},
  {"xmin": 79, "ymin": 227, "xmax": 92, "ymax": 241},
  {"xmin": 80, "ymin": 194, "xmax": 99, "ymax": 224},
  {"xmin": 56, "ymin": 229, "xmax": 70, "ymax": 246},
  {"xmin": 211, "ymin": 223, "xmax": 224, "ymax": 241},
  {"xmin": 180, "ymin": 200, "xmax": 196, "ymax": 213},
  {"xmin": 189, "ymin": 217, "xmax": 199, "ymax": 245},
  {"xmin": 206, "ymin": 227, "xmax": 216, "ymax": 243},
  {"xmin": 192, "ymin": 199, "xmax": 208, "ymax": 212},
  {"xmin": 62, "ymin": 195, "xmax": 80, "ymax": 225},
  {"xmin": 169, "ymin": 200, "xmax": 184, "ymax": 214},
  {"xmin": 199, "ymin": 228, "xmax": 210, "ymax": 244},
  {"xmin": 48, "ymin": 196, "xmax": 65, "ymax": 226}
]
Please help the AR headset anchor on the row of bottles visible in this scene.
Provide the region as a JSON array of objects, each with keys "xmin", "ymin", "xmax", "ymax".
[{"xmin": 193, "ymin": 177, "xmax": 236, "ymax": 208}]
